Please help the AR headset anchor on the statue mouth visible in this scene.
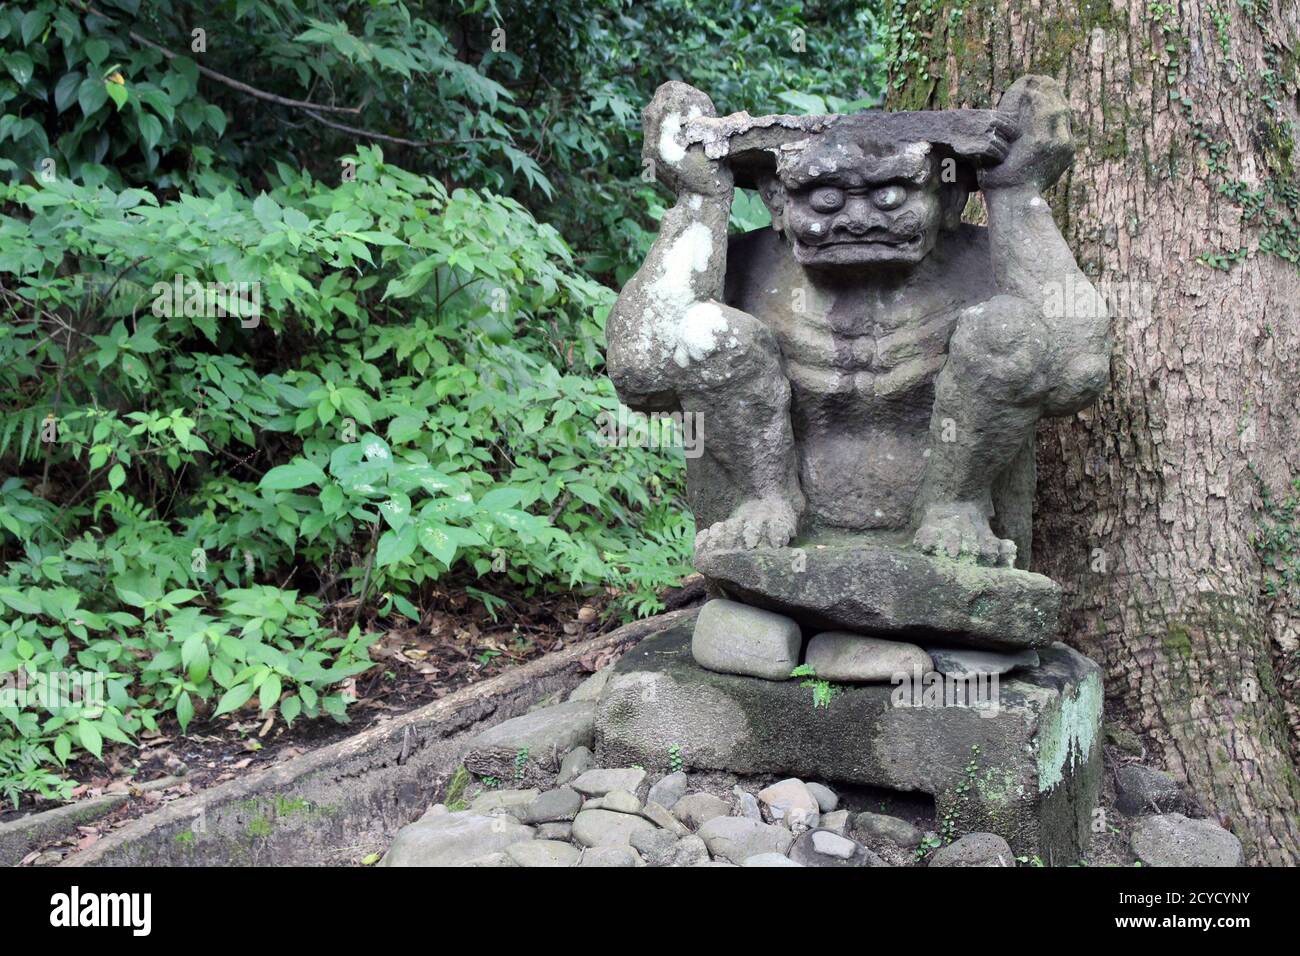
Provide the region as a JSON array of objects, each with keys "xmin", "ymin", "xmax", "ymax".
[{"xmin": 811, "ymin": 234, "xmax": 922, "ymax": 249}]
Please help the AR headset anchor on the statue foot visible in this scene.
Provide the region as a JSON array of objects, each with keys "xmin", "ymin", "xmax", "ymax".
[
  {"xmin": 913, "ymin": 502, "xmax": 1017, "ymax": 568},
  {"xmin": 695, "ymin": 496, "xmax": 799, "ymax": 556}
]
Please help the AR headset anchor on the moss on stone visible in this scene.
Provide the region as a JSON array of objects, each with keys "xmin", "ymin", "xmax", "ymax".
[{"xmin": 1036, "ymin": 670, "xmax": 1102, "ymax": 793}]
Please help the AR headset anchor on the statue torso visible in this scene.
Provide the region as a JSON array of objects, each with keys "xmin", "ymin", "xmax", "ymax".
[{"xmin": 723, "ymin": 224, "xmax": 998, "ymax": 532}]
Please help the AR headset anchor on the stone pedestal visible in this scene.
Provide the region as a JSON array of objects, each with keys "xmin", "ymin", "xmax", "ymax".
[
  {"xmin": 595, "ymin": 616, "xmax": 1103, "ymax": 863},
  {"xmin": 696, "ymin": 536, "xmax": 1060, "ymax": 651}
]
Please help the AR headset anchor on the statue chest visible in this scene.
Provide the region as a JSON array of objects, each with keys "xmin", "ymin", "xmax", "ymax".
[{"xmin": 765, "ymin": 296, "xmax": 959, "ymax": 405}]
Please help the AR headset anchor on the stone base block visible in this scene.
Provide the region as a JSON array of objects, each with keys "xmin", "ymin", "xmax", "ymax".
[
  {"xmin": 595, "ymin": 617, "xmax": 1103, "ymax": 863},
  {"xmin": 696, "ymin": 535, "xmax": 1060, "ymax": 651}
]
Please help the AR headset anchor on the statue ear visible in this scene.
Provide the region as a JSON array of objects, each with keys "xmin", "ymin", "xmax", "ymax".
[{"xmin": 756, "ymin": 172, "xmax": 788, "ymax": 233}]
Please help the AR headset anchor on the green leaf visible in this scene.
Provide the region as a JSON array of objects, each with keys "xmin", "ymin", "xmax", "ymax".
[
  {"xmin": 259, "ymin": 674, "xmax": 282, "ymax": 713},
  {"xmin": 320, "ymin": 483, "xmax": 344, "ymax": 515},
  {"xmin": 108, "ymin": 463, "xmax": 126, "ymax": 490},
  {"xmin": 54, "ymin": 733, "xmax": 72, "ymax": 764},
  {"xmin": 213, "ymin": 683, "xmax": 254, "ymax": 717},
  {"xmin": 137, "ymin": 112, "xmax": 162, "ymax": 151},
  {"xmin": 376, "ymin": 524, "xmax": 417, "ymax": 567},
  {"xmin": 418, "ymin": 522, "xmax": 457, "ymax": 565},
  {"xmin": 54, "ymin": 72, "xmax": 82, "ymax": 113},
  {"xmin": 105, "ymin": 80, "xmax": 128, "ymax": 111},
  {"xmin": 78, "ymin": 720, "xmax": 103, "ymax": 759},
  {"xmin": 77, "ymin": 76, "xmax": 107, "ymax": 115},
  {"xmin": 281, "ymin": 695, "xmax": 302, "ymax": 725},
  {"xmin": 84, "ymin": 38, "xmax": 110, "ymax": 65},
  {"xmin": 260, "ymin": 460, "xmax": 326, "ymax": 490},
  {"xmin": 20, "ymin": 9, "xmax": 48, "ymax": 46},
  {"xmin": 176, "ymin": 691, "xmax": 194, "ymax": 732},
  {"xmin": 0, "ymin": 588, "xmax": 40, "ymax": 615},
  {"xmin": 6, "ymin": 52, "xmax": 33, "ymax": 86},
  {"xmin": 379, "ymin": 492, "xmax": 411, "ymax": 530}
]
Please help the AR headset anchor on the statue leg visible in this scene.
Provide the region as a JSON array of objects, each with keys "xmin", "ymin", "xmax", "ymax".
[
  {"xmin": 912, "ymin": 294, "xmax": 1050, "ymax": 566},
  {"xmin": 607, "ymin": 300, "xmax": 804, "ymax": 554}
]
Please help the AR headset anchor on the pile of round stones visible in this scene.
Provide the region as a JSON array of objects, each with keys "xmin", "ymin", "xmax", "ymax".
[{"xmin": 380, "ymin": 755, "xmax": 1020, "ymax": 867}]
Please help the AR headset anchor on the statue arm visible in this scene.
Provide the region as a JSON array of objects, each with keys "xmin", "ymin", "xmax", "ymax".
[{"xmin": 606, "ymin": 83, "xmax": 735, "ymax": 410}]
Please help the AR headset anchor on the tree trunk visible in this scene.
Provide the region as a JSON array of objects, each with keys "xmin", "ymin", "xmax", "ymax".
[{"xmin": 886, "ymin": 0, "xmax": 1300, "ymax": 864}]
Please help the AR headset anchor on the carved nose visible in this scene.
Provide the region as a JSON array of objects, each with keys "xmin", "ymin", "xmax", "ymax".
[
  {"xmin": 834, "ymin": 215, "xmax": 871, "ymax": 236},
  {"xmin": 832, "ymin": 199, "xmax": 885, "ymax": 236}
]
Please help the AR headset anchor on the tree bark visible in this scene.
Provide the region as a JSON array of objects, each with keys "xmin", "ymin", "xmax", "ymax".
[{"xmin": 887, "ymin": 0, "xmax": 1300, "ymax": 864}]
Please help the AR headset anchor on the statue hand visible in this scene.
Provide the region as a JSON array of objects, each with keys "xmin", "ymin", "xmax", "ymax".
[
  {"xmin": 642, "ymin": 81, "xmax": 734, "ymax": 198},
  {"xmin": 979, "ymin": 75, "xmax": 1074, "ymax": 192}
]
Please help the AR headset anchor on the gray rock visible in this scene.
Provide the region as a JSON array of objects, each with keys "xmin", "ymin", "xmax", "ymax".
[
  {"xmin": 630, "ymin": 828, "xmax": 680, "ymax": 866},
  {"xmin": 587, "ymin": 789, "xmax": 641, "ymax": 814},
  {"xmin": 570, "ymin": 767, "xmax": 646, "ymax": 798},
  {"xmin": 1115, "ymin": 764, "xmax": 1184, "ymax": 816},
  {"xmin": 789, "ymin": 828, "xmax": 887, "ymax": 867},
  {"xmin": 810, "ymin": 830, "xmax": 856, "ymax": 859},
  {"xmin": 639, "ymin": 801, "xmax": 690, "ymax": 836},
  {"xmin": 1130, "ymin": 814, "xmax": 1243, "ymax": 867},
  {"xmin": 568, "ymin": 668, "xmax": 613, "ymax": 703},
  {"xmin": 820, "ymin": 809, "xmax": 849, "ymax": 835},
  {"xmin": 672, "ymin": 834, "xmax": 711, "ymax": 866},
  {"xmin": 699, "ymin": 816, "xmax": 795, "ymax": 864},
  {"xmin": 577, "ymin": 845, "xmax": 644, "ymax": 867},
  {"xmin": 691, "ymin": 599, "xmax": 801, "ymax": 680},
  {"xmin": 506, "ymin": 839, "xmax": 580, "ymax": 867},
  {"xmin": 673, "ymin": 792, "xmax": 731, "ymax": 830},
  {"xmin": 462, "ymin": 851, "xmax": 517, "ymax": 867},
  {"xmin": 381, "ymin": 813, "xmax": 534, "ymax": 867},
  {"xmin": 464, "ymin": 700, "xmax": 595, "ymax": 786},
  {"xmin": 517, "ymin": 787, "xmax": 582, "ymax": 824},
  {"xmin": 537, "ymin": 822, "xmax": 572, "ymax": 841},
  {"xmin": 732, "ymin": 786, "xmax": 762, "ymax": 821},
  {"xmin": 647, "ymin": 771, "xmax": 689, "ymax": 809},
  {"xmin": 743, "ymin": 853, "xmax": 802, "ymax": 867},
  {"xmin": 556, "ymin": 745, "xmax": 594, "ymax": 786},
  {"xmin": 804, "ymin": 781, "xmax": 839, "ymax": 812},
  {"xmin": 928, "ymin": 832, "xmax": 1014, "ymax": 867},
  {"xmin": 571, "ymin": 808, "xmax": 657, "ymax": 848},
  {"xmin": 928, "ymin": 646, "xmax": 1040, "ymax": 677},
  {"xmin": 757, "ymin": 778, "xmax": 820, "ymax": 831},
  {"xmin": 467, "ymin": 788, "xmax": 538, "ymax": 815},
  {"xmin": 851, "ymin": 811, "xmax": 924, "ymax": 848},
  {"xmin": 805, "ymin": 632, "xmax": 933, "ymax": 683}
]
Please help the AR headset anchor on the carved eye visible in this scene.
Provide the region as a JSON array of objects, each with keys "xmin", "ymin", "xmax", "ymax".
[
  {"xmin": 808, "ymin": 187, "xmax": 845, "ymax": 213},
  {"xmin": 872, "ymin": 185, "xmax": 907, "ymax": 210}
]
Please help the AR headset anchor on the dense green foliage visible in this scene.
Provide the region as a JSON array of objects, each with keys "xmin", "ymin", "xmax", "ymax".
[{"xmin": 0, "ymin": 0, "xmax": 885, "ymax": 804}]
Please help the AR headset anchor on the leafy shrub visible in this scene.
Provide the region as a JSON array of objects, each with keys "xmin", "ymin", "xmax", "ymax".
[{"xmin": 0, "ymin": 146, "xmax": 690, "ymax": 804}]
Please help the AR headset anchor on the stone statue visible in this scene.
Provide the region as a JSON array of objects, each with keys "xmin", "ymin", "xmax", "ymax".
[
  {"xmin": 606, "ymin": 76, "xmax": 1112, "ymax": 669},
  {"xmin": 592, "ymin": 79, "xmax": 1112, "ymax": 862}
]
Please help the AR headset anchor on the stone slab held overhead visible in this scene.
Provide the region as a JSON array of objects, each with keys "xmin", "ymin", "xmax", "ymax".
[{"xmin": 595, "ymin": 618, "xmax": 1104, "ymax": 862}]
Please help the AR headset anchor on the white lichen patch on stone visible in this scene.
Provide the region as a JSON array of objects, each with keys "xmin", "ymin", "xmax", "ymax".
[
  {"xmin": 659, "ymin": 111, "xmax": 686, "ymax": 164},
  {"xmin": 1037, "ymin": 670, "xmax": 1102, "ymax": 792},
  {"xmin": 674, "ymin": 301, "xmax": 729, "ymax": 368},
  {"xmin": 634, "ymin": 222, "xmax": 716, "ymax": 361}
]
